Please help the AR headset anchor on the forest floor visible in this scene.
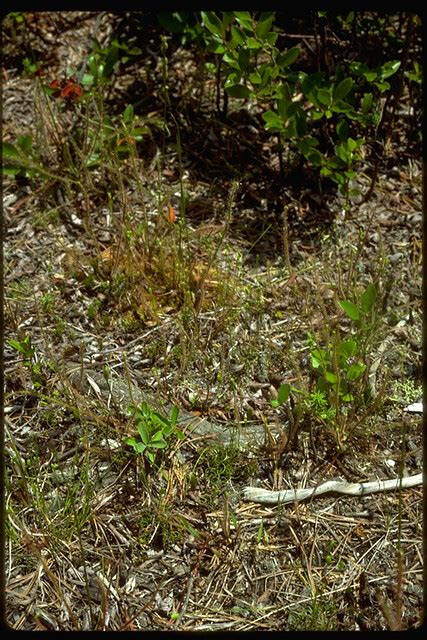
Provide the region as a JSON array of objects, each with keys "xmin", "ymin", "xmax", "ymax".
[{"xmin": 3, "ymin": 12, "xmax": 423, "ymax": 631}]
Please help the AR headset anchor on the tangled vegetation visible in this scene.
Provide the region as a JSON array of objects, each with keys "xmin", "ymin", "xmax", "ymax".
[{"xmin": 3, "ymin": 11, "xmax": 422, "ymax": 631}]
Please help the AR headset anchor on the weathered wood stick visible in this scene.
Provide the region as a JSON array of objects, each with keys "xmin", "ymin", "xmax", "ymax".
[{"xmin": 243, "ymin": 473, "xmax": 423, "ymax": 505}]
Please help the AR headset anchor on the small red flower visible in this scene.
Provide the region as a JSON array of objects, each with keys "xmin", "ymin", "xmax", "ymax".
[
  {"xmin": 60, "ymin": 78, "xmax": 83, "ymax": 101},
  {"xmin": 48, "ymin": 78, "xmax": 62, "ymax": 95},
  {"xmin": 49, "ymin": 76, "xmax": 83, "ymax": 102}
]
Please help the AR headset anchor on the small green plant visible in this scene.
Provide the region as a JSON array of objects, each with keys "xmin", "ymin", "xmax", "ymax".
[
  {"xmin": 41, "ymin": 291, "xmax": 55, "ymax": 313},
  {"xmin": 54, "ymin": 317, "xmax": 67, "ymax": 339},
  {"xmin": 273, "ymin": 283, "xmax": 379, "ymax": 449},
  {"xmin": 287, "ymin": 595, "xmax": 338, "ymax": 631},
  {"xmin": 126, "ymin": 401, "xmax": 185, "ymax": 466},
  {"xmin": 8, "ymin": 334, "xmax": 47, "ymax": 389},
  {"xmin": 8, "ymin": 334, "xmax": 35, "ymax": 362},
  {"xmin": 319, "ymin": 134, "xmax": 365, "ymax": 207},
  {"xmin": 2, "ymin": 134, "xmax": 42, "ymax": 182},
  {"xmin": 310, "ymin": 282, "xmax": 377, "ymax": 409},
  {"xmin": 256, "ymin": 518, "xmax": 270, "ymax": 545},
  {"xmin": 2, "ymin": 40, "xmax": 155, "ymax": 212},
  {"xmin": 390, "ymin": 379, "xmax": 422, "ymax": 406},
  {"xmin": 137, "ymin": 500, "xmax": 200, "ymax": 548},
  {"xmin": 308, "ymin": 334, "xmax": 367, "ymax": 408},
  {"xmin": 80, "ymin": 102, "xmax": 154, "ymax": 171},
  {"xmin": 192, "ymin": 443, "xmax": 250, "ymax": 499},
  {"xmin": 33, "ymin": 208, "xmax": 61, "ymax": 228},
  {"xmin": 84, "ymin": 36, "xmax": 142, "ymax": 88},
  {"xmin": 87, "ymin": 298, "xmax": 101, "ymax": 321}
]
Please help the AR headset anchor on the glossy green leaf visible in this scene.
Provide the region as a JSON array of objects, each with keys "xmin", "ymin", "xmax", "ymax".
[
  {"xmin": 262, "ymin": 110, "xmax": 283, "ymax": 131},
  {"xmin": 249, "ymin": 70, "xmax": 262, "ymax": 84},
  {"xmin": 276, "ymin": 97, "xmax": 286, "ymax": 119},
  {"xmin": 146, "ymin": 451, "xmax": 155, "ymax": 463},
  {"xmin": 170, "ymin": 405, "xmax": 179, "ymax": 425},
  {"xmin": 276, "ymin": 81, "xmax": 292, "ymax": 103},
  {"xmin": 338, "ymin": 339, "xmax": 357, "ymax": 359},
  {"xmin": 339, "ymin": 299, "xmax": 360, "ymax": 321},
  {"xmin": 335, "ymin": 144, "xmax": 350, "ymax": 163},
  {"xmin": 238, "ymin": 48, "xmax": 250, "ymax": 70},
  {"xmin": 317, "ymin": 88, "xmax": 332, "ymax": 106},
  {"xmin": 346, "ymin": 362, "xmax": 366, "ymax": 381},
  {"xmin": 151, "ymin": 430, "xmax": 167, "ymax": 443},
  {"xmin": 374, "ymin": 80, "xmax": 390, "ymax": 93},
  {"xmin": 342, "ymin": 108, "xmax": 360, "ymax": 121},
  {"xmin": 336, "ymin": 118, "xmax": 349, "ymax": 141},
  {"xmin": 294, "ymin": 108, "xmax": 307, "ymax": 136},
  {"xmin": 277, "ymin": 383, "xmax": 291, "ymax": 405},
  {"xmin": 360, "ymin": 283, "xmax": 376, "ymax": 314},
  {"xmin": 278, "ymin": 46, "xmax": 300, "ymax": 68},
  {"xmin": 255, "ymin": 12, "xmax": 275, "ymax": 38},
  {"xmin": 160, "ymin": 424, "xmax": 173, "ymax": 436},
  {"xmin": 157, "ymin": 12, "xmax": 190, "ymax": 33},
  {"xmin": 380, "ymin": 60, "xmax": 401, "ymax": 79},
  {"xmin": 363, "ymin": 70, "xmax": 377, "ymax": 82},
  {"xmin": 258, "ymin": 65, "xmax": 271, "ymax": 87},
  {"xmin": 225, "ymin": 84, "xmax": 251, "ymax": 99},
  {"xmin": 361, "ymin": 92, "xmax": 373, "ymax": 113},
  {"xmin": 222, "ymin": 12, "xmax": 235, "ymax": 28},
  {"xmin": 265, "ymin": 32, "xmax": 278, "ymax": 46},
  {"xmin": 311, "ymin": 109, "xmax": 324, "ymax": 120},
  {"xmin": 333, "ymin": 77, "xmax": 353, "ymax": 101},
  {"xmin": 103, "ymin": 46, "xmax": 119, "ymax": 78},
  {"xmin": 81, "ymin": 73, "xmax": 94, "ymax": 86},
  {"xmin": 306, "ymin": 148, "xmax": 323, "ymax": 166},
  {"xmin": 151, "ymin": 411, "xmax": 169, "ymax": 427},
  {"xmin": 223, "ymin": 52, "xmax": 239, "ymax": 70},
  {"xmin": 201, "ymin": 11, "xmax": 224, "ymax": 38},
  {"xmin": 311, "ymin": 348, "xmax": 329, "ymax": 370},
  {"xmin": 2, "ymin": 142, "xmax": 19, "ymax": 157},
  {"xmin": 325, "ymin": 371, "xmax": 338, "ymax": 384},
  {"xmin": 206, "ymin": 40, "xmax": 226, "ymax": 54},
  {"xmin": 347, "ymin": 137, "xmax": 358, "ymax": 152},
  {"xmin": 246, "ymin": 37, "xmax": 261, "ymax": 49},
  {"xmin": 234, "ymin": 11, "xmax": 253, "ymax": 28},
  {"xmin": 301, "ymin": 71, "xmax": 325, "ymax": 95},
  {"xmin": 122, "ymin": 104, "xmax": 134, "ymax": 124},
  {"xmin": 297, "ymin": 136, "xmax": 315, "ymax": 155},
  {"xmin": 230, "ymin": 25, "xmax": 245, "ymax": 45},
  {"xmin": 137, "ymin": 423, "xmax": 150, "ymax": 444}
]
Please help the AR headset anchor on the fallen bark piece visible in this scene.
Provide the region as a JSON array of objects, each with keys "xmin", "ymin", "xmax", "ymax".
[{"xmin": 243, "ymin": 473, "xmax": 423, "ymax": 505}]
